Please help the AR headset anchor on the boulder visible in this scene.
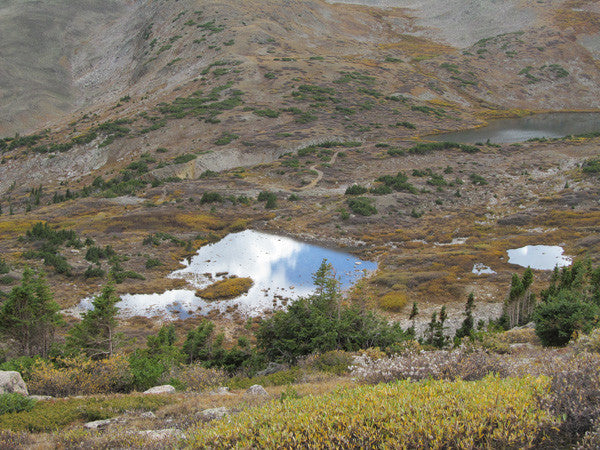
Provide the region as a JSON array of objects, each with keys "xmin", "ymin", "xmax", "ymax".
[
  {"xmin": 199, "ymin": 407, "xmax": 229, "ymax": 421},
  {"xmin": 0, "ymin": 371, "xmax": 28, "ymax": 395},
  {"xmin": 144, "ymin": 385, "xmax": 176, "ymax": 395},
  {"xmin": 256, "ymin": 362, "xmax": 287, "ymax": 377},
  {"xmin": 84, "ymin": 419, "xmax": 113, "ymax": 430},
  {"xmin": 244, "ymin": 384, "xmax": 270, "ymax": 398},
  {"xmin": 138, "ymin": 429, "xmax": 184, "ymax": 440},
  {"xmin": 29, "ymin": 395, "xmax": 53, "ymax": 401},
  {"xmin": 208, "ymin": 386, "xmax": 232, "ymax": 395}
]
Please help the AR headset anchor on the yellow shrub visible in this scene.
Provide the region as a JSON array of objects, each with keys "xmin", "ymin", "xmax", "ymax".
[
  {"xmin": 196, "ymin": 277, "xmax": 253, "ymax": 300},
  {"xmin": 186, "ymin": 375, "xmax": 557, "ymax": 448},
  {"xmin": 28, "ymin": 355, "xmax": 132, "ymax": 396},
  {"xmin": 377, "ymin": 290, "xmax": 408, "ymax": 312}
]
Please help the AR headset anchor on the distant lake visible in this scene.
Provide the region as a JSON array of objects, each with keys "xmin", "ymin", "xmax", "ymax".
[
  {"xmin": 429, "ymin": 112, "xmax": 600, "ymax": 144},
  {"xmin": 74, "ymin": 230, "xmax": 377, "ymax": 319}
]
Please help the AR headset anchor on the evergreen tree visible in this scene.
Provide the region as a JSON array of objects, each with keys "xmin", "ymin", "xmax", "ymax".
[
  {"xmin": 0, "ymin": 268, "xmax": 62, "ymax": 357},
  {"xmin": 256, "ymin": 260, "xmax": 408, "ymax": 363},
  {"xmin": 455, "ymin": 293, "xmax": 475, "ymax": 341},
  {"xmin": 502, "ymin": 268, "xmax": 536, "ymax": 328},
  {"xmin": 408, "ymin": 301, "xmax": 419, "ymax": 336},
  {"xmin": 183, "ymin": 320, "xmax": 225, "ymax": 364},
  {"xmin": 434, "ymin": 306, "xmax": 448, "ymax": 348},
  {"xmin": 67, "ymin": 283, "xmax": 120, "ymax": 359}
]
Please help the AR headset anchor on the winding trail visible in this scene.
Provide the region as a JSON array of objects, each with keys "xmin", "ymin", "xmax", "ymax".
[{"xmin": 298, "ymin": 151, "xmax": 340, "ymax": 191}]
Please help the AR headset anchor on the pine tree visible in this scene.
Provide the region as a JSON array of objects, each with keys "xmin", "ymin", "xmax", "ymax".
[
  {"xmin": 455, "ymin": 293, "xmax": 475, "ymax": 340},
  {"xmin": 503, "ymin": 268, "xmax": 536, "ymax": 328},
  {"xmin": 67, "ymin": 283, "xmax": 120, "ymax": 359},
  {"xmin": 433, "ymin": 306, "xmax": 448, "ymax": 348},
  {"xmin": 0, "ymin": 268, "xmax": 62, "ymax": 357},
  {"xmin": 408, "ymin": 301, "xmax": 419, "ymax": 336}
]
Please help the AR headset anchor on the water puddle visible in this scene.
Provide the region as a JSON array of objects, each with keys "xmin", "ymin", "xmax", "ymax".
[
  {"xmin": 507, "ymin": 245, "xmax": 572, "ymax": 270},
  {"xmin": 429, "ymin": 112, "xmax": 600, "ymax": 144},
  {"xmin": 74, "ymin": 230, "xmax": 377, "ymax": 319}
]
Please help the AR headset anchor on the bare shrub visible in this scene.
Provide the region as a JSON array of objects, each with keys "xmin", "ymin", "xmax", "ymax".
[
  {"xmin": 351, "ymin": 350, "xmax": 461, "ymax": 383},
  {"xmin": 0, "ymin": 430, "xmax": 35, "ymax": 449},
  {"xmin": 545, "ymin": 353, "xmax": 600, "ymax": 442},
  {"xmin": 173, "ymin": 364, "xmax": 227, "ymax": 392}
]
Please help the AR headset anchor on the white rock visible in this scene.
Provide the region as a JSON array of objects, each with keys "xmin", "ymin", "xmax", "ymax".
[
  {"xmin": 208, "ymin": 387, "xmax": 231, "ymax": 395},
  {"xmin": 144, "ymin": 385, "xmax": 176, "ymax": 394},
  {"xmin": 0, "ymin": 371, "xmax": 28, "ymax": 395},
  {"xmin": 199, "ymin": 407, "xmax": 229, "ymax": 421},
  {"xmin": 138, "ymin": 428, "xmax": 184, "ymax": 440},
  {"xmin": 29, "ymin": 395, "xmax": 53, "ymax": 401},
  {"xmin": 84, "ymin": 419, "xmax": 113, "ymax": 430},
  {"xmin": 244, "ymin": 384, "xmax": 270, "ymax": 397}
]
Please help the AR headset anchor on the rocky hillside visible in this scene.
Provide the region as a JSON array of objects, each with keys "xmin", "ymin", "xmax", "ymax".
[{"xmin": 0, "ymin": 0, "xmax": 599, "ymax": 336}]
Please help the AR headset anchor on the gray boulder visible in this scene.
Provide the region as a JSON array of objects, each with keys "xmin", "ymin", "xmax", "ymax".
[
  {"xmin": 84, "ymin": 419, "xmax": 113, "ymax": 430},
  {"xmin": 199, "ymin": 406, "xmax": 229, "ymax": 421},
  {"xmin": 138, "ymin": 429, "xmax": 184, "ymax": 440},
  {"xmin": 244, "ymin": 384, "xmax": 270, "ymax": 398},
  {"xmin": 0, "ymin": 371, "xmax": 28, "ymax": 395},
  {"xmin": 144, "ymin": 385, "xmax": 176, "ymax": 395}
]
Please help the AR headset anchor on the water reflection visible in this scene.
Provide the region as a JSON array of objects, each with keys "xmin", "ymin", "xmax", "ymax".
[
  {"xmin": 507, "ymin": 245, "xmax": 572, "ymax": 270},
  {"xmin": 81, "ymin": 230, "xmax": 377, "ymax": 319},
  {"xmin": 430, "ymin": 112, "xmax": 600, "ymax": 144}
]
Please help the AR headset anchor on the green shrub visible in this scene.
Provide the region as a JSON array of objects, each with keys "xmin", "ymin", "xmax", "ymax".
[
  {"xmin": 0, "ymin": 257, "xmax": 9, "ymax": 275},
  {"xmin": 84, "ymin": 266, "xmax": 105, "ymax": 279},
  {"xmin": 306, "ymin": 350, "xmax": 353, "ymax": 375},
  {"xmin": 345, "ymin": 184, "xmax": 367, "ymax": 195},
  {"xmin": 145, "ymin": 258, "xmax": 163, "ymax": 269},
  {"xmin": 534, "ymin": 292, "xmax": 599, "ymax": 346},
  {"xmin": 200, "ymin": 192, "xmax": 223, "ymax": 204},
  {"xmin": 256, "ymin": 261, "xmax": 406, "ymax": 363},
  {"xmin": 0, "ymin": 395, "xmax": 172, "ymax": 432},
  {"xmin": 173, "ymin": 153, "xmax": 197, "ymax": 164},
  {"xmin": 226, "ymin": 368, "xmax": 302, "ymax": 390},
  {"xmin": 376, "ymin": 172, "xmax": 417, "ymax": 194},
  {"xmin": 469, "ymin": 173, "xmax": 488, "ymax": 185},
  {"xmin": 0, "ymin": 394, "xmax": 36, "ymax": 415},
  {"xmin": 369, "ymin": 184, "xmax": 392, "ymax": 195},
  {"xmin": 215, "ymin": 133, "xmax": 239, "ymax": 145},
  {"xmin": 408, "ymin": 141, "xmax": 479, "ymax": 155},
  {"xmin": 347, "ymin": 197, "xmax": 377, "ymax": 216},
  {"xmin": 253, "ymin": 109, "xmax": 280, "ymax": 118},
  {"xmin": 582, "ymin": 158, "xmax": 600, "ymax": 174}
]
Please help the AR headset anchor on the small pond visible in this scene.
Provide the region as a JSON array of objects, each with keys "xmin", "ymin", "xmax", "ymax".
[
  {"xmin": 507, "ymin": 245, "xmax": 572, "ymax": 271},
  {"xmin": 429, "ymin": 112, "xmax": 600, "ymax": 144},
  {"xmin": 76, "ymin": 230, "xmax": 377, "ymax": 319}
]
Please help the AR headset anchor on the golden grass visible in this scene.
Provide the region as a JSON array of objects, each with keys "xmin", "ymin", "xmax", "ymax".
[
  {"xmin": 196, "ymin": 277, "xmax": 254, "ymax": 300},
  {"xmin": 185, "ymin": 375, "xmax": 556, "ymax": 448},
  {"xmin": 554, "ymin": 9, "xmax": 600, "ymax": 33},
  {"xmin": 377, "ymin": 290, "xmax": 408, "ymax": 312},
  {"xmin": 378, "ymin": 35, "xmax": 455, "ymax": 58}
]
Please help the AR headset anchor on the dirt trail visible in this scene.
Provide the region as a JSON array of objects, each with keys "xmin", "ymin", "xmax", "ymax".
[{"xmin": 298, "ymin": 151, "xmax": 340, "ymax": 191}]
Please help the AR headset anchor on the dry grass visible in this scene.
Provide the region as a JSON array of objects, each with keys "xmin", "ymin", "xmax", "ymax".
[{"xmin": 196, "ymin": 277, "xmax": 254, "ymax": 300}]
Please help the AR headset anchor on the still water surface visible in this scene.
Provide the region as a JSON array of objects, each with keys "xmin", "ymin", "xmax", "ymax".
[
  {"xmin": 507, "ymin": 245, "xmax": 572, "ymax": 271},
  {"xmin": 430, "ymin": 112, "xmax": 600, "ymax": 144},
  {"xmin": 78, "ymin": 230, "xmax": 377, "ymax": 319}
]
